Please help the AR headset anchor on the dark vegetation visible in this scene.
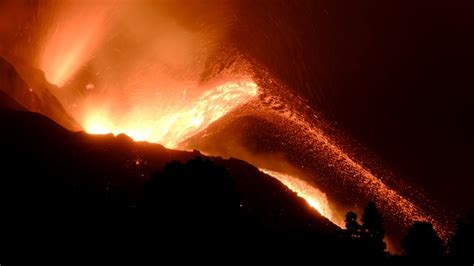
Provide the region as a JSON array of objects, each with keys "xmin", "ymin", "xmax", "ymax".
[{"xmin": 342, "ymin": 202, "xmax": 473, "ymax": 261}]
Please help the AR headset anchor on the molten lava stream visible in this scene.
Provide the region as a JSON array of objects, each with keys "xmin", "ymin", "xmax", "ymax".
[
  {"xmin": 82, "ymin": 79, "xmax": 258, "ymax": 148},
  {"xmin": 260, "ymin": 169, "xmax": 343, "ymax": 228}
]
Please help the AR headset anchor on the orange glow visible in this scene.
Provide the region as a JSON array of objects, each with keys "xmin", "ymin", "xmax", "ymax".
[
  {"xmin": 38, "ymin": 1, "xmax": 114, "ymax": 87},
  {"xmin": 29, "ymin": 0, "xmax": 449, "ymax": 239},
  {"xmin": 83, "ymin": 80, "xmax": 258, "ymax": 148},
  {"xmin": 260, "ymin": 168, "xmax": 343, "ymax": 228}
]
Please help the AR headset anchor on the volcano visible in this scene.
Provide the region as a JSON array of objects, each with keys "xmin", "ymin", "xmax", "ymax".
[
  {"xmin": 0, "ymin": 52, "xmax": 447, "ymax": 251},
  {"xmin": 1, "ymin": 0, "xmax": 473, "ymax": 259}
]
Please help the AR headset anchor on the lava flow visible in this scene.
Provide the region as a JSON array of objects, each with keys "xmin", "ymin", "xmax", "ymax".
[
  {"xmin": 83, "ymin": 80, "xmax": 258, "ymax": 148},
  {"xmin": 260, "ymin": 168, "xmax": 342, "ymax": 228}
]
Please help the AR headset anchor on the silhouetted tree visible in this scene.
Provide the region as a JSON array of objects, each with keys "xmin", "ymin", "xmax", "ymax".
[
  {"xmin": 361, "ymin": 201, "xmax": 387, "ymax": 256},
  {"xmin": 342, "ymin": 202, "xmax": 387, "ymax": 257},
  {"xmin": 345, "ymin": 211, "xmax": 361, "ymax": 238},
  {"xmin": 401, "ymin": 221, "xmax": 445, "ymax": 257},
  {"xmin": 449, "ymin": 209, "xmax": 474, "ymax": 259}
]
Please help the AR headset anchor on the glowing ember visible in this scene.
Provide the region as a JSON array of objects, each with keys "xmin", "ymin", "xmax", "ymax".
[
  {"xmin": 260, "ymin": 168, "xmax": 342, "ymax": 228},
  {"xmin": 83, "ymin": 80, "xmax": 258, "ymax": 148}
]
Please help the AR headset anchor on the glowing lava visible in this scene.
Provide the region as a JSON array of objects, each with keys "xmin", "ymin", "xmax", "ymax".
[
  {"xmin": 83, "ymin": 80, "xmax": 258, "ymax": 148},
  {"xmin": 260, "ymin": 168, "xmax": 343, "ymax": 228}
]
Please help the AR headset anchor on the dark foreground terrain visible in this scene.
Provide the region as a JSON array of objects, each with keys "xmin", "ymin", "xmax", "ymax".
[{"xmin": 0, "ymin": 107, "xmax": 350, "ymax": 256}]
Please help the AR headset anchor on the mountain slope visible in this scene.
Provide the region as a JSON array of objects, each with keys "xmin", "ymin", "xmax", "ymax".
[
  {"xmin": 0, "ymin": 109, "xmax": 343, "ymax": 253},
  {"xmin": 0, "ymin": 56, "xmax": 81, "ymax": 131}
]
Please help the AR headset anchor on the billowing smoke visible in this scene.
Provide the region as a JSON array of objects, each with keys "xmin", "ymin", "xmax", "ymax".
[{"xmin": 1, "ymin": 0, "xmax": 256, "ymax": 147}]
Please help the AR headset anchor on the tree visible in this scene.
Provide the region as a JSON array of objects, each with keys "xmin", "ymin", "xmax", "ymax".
[
  {"xmin": 401, "ymin": 221, "xmax": 445, "ymax": 257},
  {"xmin": 345, "ymin": 211, "xmax": 361, "ymax": 238},
  {"xmin": 449, "ymin": 209, "xmax": 474, "ymax": 259},
  {"xmin": 360, "ymin": 201, "xmax": 387, "ymax": 256},
  {"xmin": 342, "ymin": 202, "xmax": 387, "ymax": 257}
]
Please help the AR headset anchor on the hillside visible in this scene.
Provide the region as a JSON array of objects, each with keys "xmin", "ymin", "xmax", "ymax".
[
  {"xmin": 0, "ymin": 56, "xmax": 81, "ymax": 131},
  {"xmin": 0, "ymin": 108, "xmax": 345, "ymax": 254}
]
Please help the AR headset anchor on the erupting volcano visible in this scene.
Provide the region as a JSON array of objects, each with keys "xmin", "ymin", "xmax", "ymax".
[
  {"xmin": 1, "ymin": 0, "xmax": 473, "ymax": 258},
  {"xmin": 34, "ymin": 0, "xmax": 447, "ymax": 238}
]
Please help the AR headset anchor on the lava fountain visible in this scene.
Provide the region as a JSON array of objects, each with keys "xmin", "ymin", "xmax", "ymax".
[
  {"xmin": 34, "ymin": 0, "xmax": 261, "ymax": 149},
  {"xmin": 37, "ymin": 0, "xmax": 115, "ymax": 87}
]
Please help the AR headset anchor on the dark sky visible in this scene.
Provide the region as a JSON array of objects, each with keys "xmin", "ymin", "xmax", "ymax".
[{"xmin": 232, "ymin": 0, "xmax": 474, "ymax": 214}]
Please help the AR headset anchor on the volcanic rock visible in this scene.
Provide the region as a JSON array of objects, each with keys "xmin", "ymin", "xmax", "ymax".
[{"xmin": 0, "ymin": 56, "xmax": 81, "ymax": 131}]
